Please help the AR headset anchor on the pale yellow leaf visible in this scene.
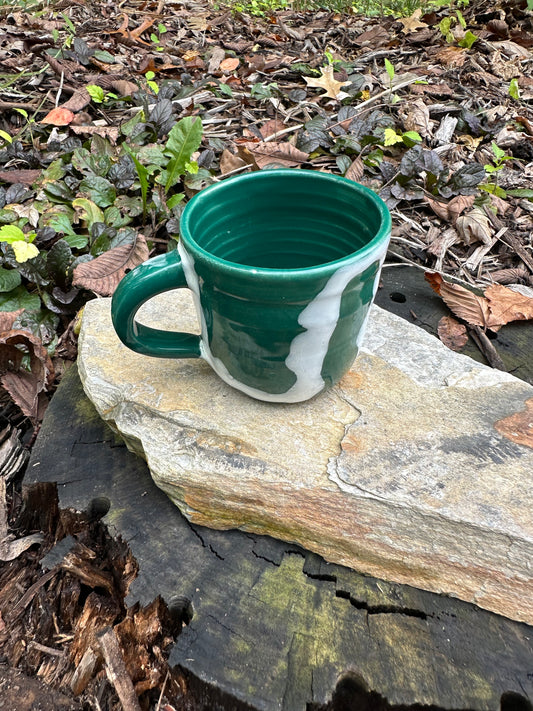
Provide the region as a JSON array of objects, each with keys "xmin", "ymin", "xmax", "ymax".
[
  {"xmin": 397, "ymin": 9, "xmax": 428, "ymax": 34},
  {"xmin": 383, "ymin": 128, "xmax": 403, "ymax": 146},
  {"xmin": 12, "ymin": 242, "xmax": 39, "ymax": 263},
  {"xmin": 304, "ymin": 65, "xmax": 351, "ymax": 101}
]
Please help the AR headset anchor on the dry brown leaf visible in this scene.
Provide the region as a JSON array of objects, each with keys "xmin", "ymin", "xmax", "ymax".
[
  {"xmin": 259, "ymin": 120, "xmax": 285, "ymax": 139},
  {"xmin": 0, "ymin": 170, "xmax": 40, "ymax": 185},
  {"xmin": 397, "ymin": 9, "xmax": 428, "ymax": 34},
  {"xmin": 426, "ymin": 195, "xmax": 475, "ymax": 224},
  {"xmin": 219, "ymin": 57, "xmax": 239, "ymax": 73},
  {"xmin": 437, "ymin": 316, "xmax": 468, "ymax": 351},
  {"xmin": 0, "ymin": 310, "xmax": 23, "ymax": 333},
  {"xmin": 220, "ymin": 148, "xmax": 249, "ymax": 175},
  {"xmin": 61, "ymin": 88, "xmax": 92, "ymax": 112},
  {"xmin": 0, "ymin": 330, "xmax": 54, "ymax": 420},
  {"xmin": 455, "ymin": 207, "xmax": 493, "ymax": 245},
  {"xmin": 70, "ymin": 125, "xmax": 120, "ymax": 143},
  {"xmin": 485, "ymin": 284, "xmax": 533, "ymax": 327},
  {"xmin": 435, "ymin": 46, "xmax": 467, "ymax": 68},
  {"xmin": 400, "ymin": 99, "xmax": 432, "ymax": 139},
  {"xmin": 208, "ymin": 47, "xmax": 226, "ymax": 73},
  {"xmin": 304, "ymin": 65, "xmax": 351, "ymax": 101},
  {"xmin": 239, "ymin": 142, "xmax": 309, "ymax": 169},
  {"xmin": 188, "ymin": 14, "xmax": 209, "ymax": 31},
  {"xmin": 108, "ymin": 79, "xmax": 138, "ymax": 97},
  {"xmin": 425, "ymin": 272, "xmax": 495, "ymax": 329},
  {"xmin": 40, "ymin": 107, "xmax": 75, "ymax": 126},
  {"xmin": 72, "ymin": 234, "xmax": 149, "ymax": 296},
  {"xmin": 345, "ymin": 157, "xmax": 364, "ymax": 183}
]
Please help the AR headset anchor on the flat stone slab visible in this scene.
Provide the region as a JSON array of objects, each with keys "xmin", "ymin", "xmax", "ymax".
[{"xmin": 78, "ymin": 292, "xmax": 533, "ymax": 624}]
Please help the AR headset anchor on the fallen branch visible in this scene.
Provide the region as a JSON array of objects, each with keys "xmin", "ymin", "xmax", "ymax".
[{"xmin": 98, "ymin": 627, "xmax": 142, "ymax": 711}]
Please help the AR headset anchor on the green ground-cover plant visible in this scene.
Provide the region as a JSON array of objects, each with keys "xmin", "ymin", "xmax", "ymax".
[{"xmin": 0, "ymin": 92, "xmax": 205, "ymax": 327}]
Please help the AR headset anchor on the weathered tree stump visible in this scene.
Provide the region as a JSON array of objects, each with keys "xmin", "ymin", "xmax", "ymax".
[{"xmin": 26, "ymin": 267, "xmax": 533, "ymax": 711}]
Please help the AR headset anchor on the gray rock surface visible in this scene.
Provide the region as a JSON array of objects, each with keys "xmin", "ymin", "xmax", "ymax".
[{"xmin": 78, "ymin": 291, "xmax": 533, "ymax": 623}]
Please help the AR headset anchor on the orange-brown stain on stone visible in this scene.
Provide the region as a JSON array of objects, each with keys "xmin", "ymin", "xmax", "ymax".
[
  {"xmin": 339, "ymin": 369, "xmax": 366, "ymax": 392},
  {"xmin": 341, "ymin": 430, "xmax": 368, "ymax": 454},
  {"xmin": 494, "ymin": 397, "xmax": 533, "ymax": 450}
]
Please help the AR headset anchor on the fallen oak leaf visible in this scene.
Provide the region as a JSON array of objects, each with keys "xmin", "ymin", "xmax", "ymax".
[
  {"xmin": 345, "ymin": 157, "xmax": 364, "ymax": 183},
  {"xmin": 425, "ymin": 272, "xmax": 497, "ymax": 330},
  {"xmin": 238, "ymin": 142, "xmax": 309, "ymax": 169},
  {"xmin": 426, "ymin": 195, "xmax": 475, "ymax": 224},
  {"xmin": 0, "ymin": 169, "xmax": 41, "ymax": 185},
  {"xmin": 304, "ymin": 65, "xmax": 351, "ymax": 101},
  {"xmin": 0, "ymin": 330, "xmax": 54, "ymax": 420},
  {"xmin": 73, "ymin": 233, "xmax": 149, "ymax": 296},
  {"xmin": 397, "ymin": 8, "xmax": 428, "ymax": 34},
  {"xmin": 219, "ymin": 57, "xmax": 240, "ymax": 72},
  {"xmin": 455, "ymin": 207, "xmax": 493, "ymax": 245},
  {"xmin": 485, "ymin": 284, "xmax": 533, "ymax": 327},
  {"xmin": 437, "ymin": 315, "xmax": 468, "ymax": 351},
  {"xmin": 40, "ymin": 107, "xmax": 75, "ymax": 126}
]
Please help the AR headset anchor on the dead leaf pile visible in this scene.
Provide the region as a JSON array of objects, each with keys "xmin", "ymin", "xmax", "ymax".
[{"xmin": 426, "ymin": 272, "xmax": 533, "ymax": 333}]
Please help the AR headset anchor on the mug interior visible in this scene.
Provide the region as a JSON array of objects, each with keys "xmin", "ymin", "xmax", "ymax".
[{"xmin": 183, "ymin": 171, "xmax": 389, "ymax": 270}]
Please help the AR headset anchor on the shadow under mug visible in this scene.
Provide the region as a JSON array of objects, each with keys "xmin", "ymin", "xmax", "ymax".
[{"xmin": 111, "ymin": 169, "xmax": 391, "ymax": 403}]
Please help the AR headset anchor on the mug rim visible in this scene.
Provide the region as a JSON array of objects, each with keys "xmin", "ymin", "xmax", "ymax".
[{"xmin": 179, "ymin": 168, "xmax": 391, "ymax": 277}]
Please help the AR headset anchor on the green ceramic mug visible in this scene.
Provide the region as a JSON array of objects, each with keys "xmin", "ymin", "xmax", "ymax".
[{"xmin": 111, "ymin": 169, "xmax": 391, "ymax": 403}]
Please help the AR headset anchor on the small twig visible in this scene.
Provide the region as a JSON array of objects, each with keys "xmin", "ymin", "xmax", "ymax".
[
  {"xmin": 155, "ymin": 670, "xmax": 170, "ymax": 711},
  {"xmin": 29, "ymin": 641, "xmax": 65, "ymax": 657},
  {"xmin": 98, "ymin": 627, "xmax": 142, "ymax": 711},
  {"xmin": 468, "ymin": 326, "xmax": 507, "ymax": 371},
  {"xmin": 55, "ymin": 71, "xmax": 65, "ymax": 108}
]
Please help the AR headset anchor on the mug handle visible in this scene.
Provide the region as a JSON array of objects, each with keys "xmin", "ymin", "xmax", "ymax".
[{"xmin": 111, "ymin": 250, "xmax": 201, "ymax": 358}]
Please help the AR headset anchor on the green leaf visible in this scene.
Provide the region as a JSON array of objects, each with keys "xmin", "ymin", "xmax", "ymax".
[
  {"xmin": 41, "ymin": 158, "xmax": 66, "ymax": 183},
  {"xmin": 72, "ymin": 198, "xmax": 105, "ymax": 229},
  {"xmin": 47, "ymin": 239, "xmax": 73, "ymax": 289},
  {"xmin": 164, "ymin": 117, "xmax": 203, "ymax": 192},
  {"xmin": 506, "ymin": 188, "xmax": 533, "ymax": 199},
  {"xmin": 479, "ymin": 183, "xmax": 507, "ymax": 198},
  {"xmin": 166, "ymin": 193, "xmax": 184, "ymax": 210},
  {"xmin": 104, "ymin": 206, "xmax": 131, "ymax": 228},
  {"xmin": 0, "ymin": 209, "xmax": 17, "ymax": 225},
  {"xmin": 46, "ymin": 212, "xmax": 77, "ymax": 237},
  {"xmin": 79, "ymin": 176, "xmax": 116, "ymax": 208},
  {"xmin": 61, "ymin": 232, "xmax": 88, "ymax": 249},
  {"xmin": 136, "ymin": 144, "xmax": 167, "ymax": 167},
  {"xmin": 402, "ymin": 130, "xmax": 422, "ymax": 144},
  {"xmin": 13, "ymin": 309, "xmax": 59, "ymax": 346},
  {"xmin": 218, "ymin": 83, "xmax": 233, "ymax": 97},
  {"xmin": 384, "ymin": 58, "xmax": 395, "ymax": 82},
  {"xmin": 0, "ymin": 285, "xmax": 40, "ymax": 312},
  {"xmin": 72, "ymin": 147, "xmax": 112, "ymax": 177},
  {"xmin": 93, "ymin": 49, "xmax": 116, "ymax": 63},
  {"xmin": 122, "ymin": 145, "xmax": 149, "ymax": 220},
  {"xmin": 0, "ymin": 130, "xmax": 12, "ymax": 144},
  {"xmin": 120, "ymin": 113, "xmax": 142, "ymax": 140},
  {"xmin": 0, "ymin": 225, "xmax": 26, "ymax": 243},
  {"xmin": 491, "ymin": 141, "xmax": 506, "ymax": 162},
  {"xmin": 456, "ymin": 9, "xmax": 466, "ymax": 28},
  {"xmin": 383, "ymin": 128, "xmax": 403, "ymax": 146},
  {"xmin": 0, "ymin": 267, "xmax": 21, "ymax": 292},
  {"xmin": 509, "ymin": 78, "xmax": 520, "ymax": 100},
  {"xmin": 86, "ymin": 84, "xmax": 105, "ymax": 103},
  {"xmin": 458, "ymin": 30, "xmax": 477, "ymax": 49}
]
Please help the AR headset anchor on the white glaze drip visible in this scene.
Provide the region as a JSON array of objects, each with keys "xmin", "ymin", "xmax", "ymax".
[{"xmin": 178, "ymin": 239, "xmax": 389, "ymax": 403}]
